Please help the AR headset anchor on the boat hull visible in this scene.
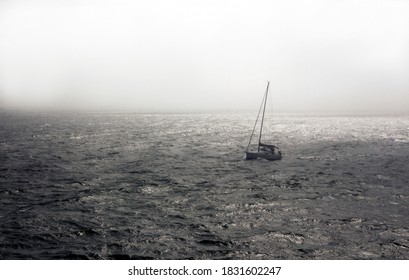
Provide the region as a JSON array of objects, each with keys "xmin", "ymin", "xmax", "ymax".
[{"xmin": 245, "ymin": 151, "xmax": 282, "ymax": 161}]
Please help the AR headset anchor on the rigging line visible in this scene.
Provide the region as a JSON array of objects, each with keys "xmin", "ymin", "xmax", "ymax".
[
  {"xmin": 246, "ymin": 85, "xmax": 267, "ymax": 151},
  {"xmin": 258, "ymin": 81, "xmax": 270, "ymax": 151},
  {"xmin": 268, "ymin": 81, "xmax": 274, "ymax": 138}
]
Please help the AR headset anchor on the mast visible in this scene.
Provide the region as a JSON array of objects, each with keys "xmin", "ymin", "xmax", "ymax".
[{"xmin": 258, "ymin": 81, "xmax": 270, "ymax": 151}]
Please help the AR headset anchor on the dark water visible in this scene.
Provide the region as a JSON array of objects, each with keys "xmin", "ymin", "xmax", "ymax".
[{"xmin": 1, "ymin": 111, "xmax": 408, "ymax": 259}]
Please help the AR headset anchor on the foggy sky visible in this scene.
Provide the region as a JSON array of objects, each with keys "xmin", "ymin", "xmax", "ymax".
[{"xmin": 0, "ymin": 0, "xmax": 408, "ymax": 113}]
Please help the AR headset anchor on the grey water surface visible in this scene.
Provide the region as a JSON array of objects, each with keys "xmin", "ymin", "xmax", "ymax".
[{"xmin": 1, "ymin": 111, "xmax": 408, "ymax": 259}]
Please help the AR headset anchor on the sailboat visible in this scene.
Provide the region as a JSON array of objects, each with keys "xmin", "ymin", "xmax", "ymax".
[{"xmin": 245, "ymin": 81, "xmax": 282, "ymax": 161}]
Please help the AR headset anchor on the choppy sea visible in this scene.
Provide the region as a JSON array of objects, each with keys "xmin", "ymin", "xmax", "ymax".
[{"xmin": 0, "ymin": 111, "xmax": 408, "ymax": 259}]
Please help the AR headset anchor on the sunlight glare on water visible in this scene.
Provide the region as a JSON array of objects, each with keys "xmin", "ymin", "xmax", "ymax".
[{"xmin": 0, "ymin": 112, "xmax": 408, "ymax": 259}]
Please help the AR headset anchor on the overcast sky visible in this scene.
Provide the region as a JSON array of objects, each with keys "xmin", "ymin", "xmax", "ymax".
[{"xmin": 0, "ymin": 0, "xmax": 408, "ymax": 113}]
